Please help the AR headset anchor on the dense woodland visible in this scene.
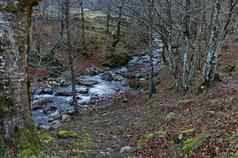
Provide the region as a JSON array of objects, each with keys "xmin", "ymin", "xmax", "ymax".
[{"xmin": 0, "ymin": 0, "xmax": 238, "ymax": 157}]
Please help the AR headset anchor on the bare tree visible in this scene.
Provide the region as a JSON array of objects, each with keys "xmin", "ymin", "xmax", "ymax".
[{"xmin": 64, "ymin": 0, "xmax": 77, "ymax": 105}]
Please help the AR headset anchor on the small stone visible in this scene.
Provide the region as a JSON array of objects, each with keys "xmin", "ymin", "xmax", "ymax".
[
  {"xmin": 39, "ymin": 125, "xmax": 50, "ymax": 131},
  {"xmin": 62, "ymin": 114, "xmax": 71, "ymax": 121},
  {"xmin": 50, "ymin": 120, "xmax": 61, "ymax": 129},
  {"xmin": 166, "ymin": 112, "xmax": 176, "ymax": 121},
  {"xmin": 120, "ymin": 146, "xmax": 134, "ymax": 154},
  {"xmin": 123, "ymin": 98, "xmax": 128, "ymax": 103},
  {"xmin": 101, "ymin": 72, "xmax": 113, "ymax": 81},
  {"xmin": 76, "ymin": 79, "xmax": 99, "ymax": 86}
]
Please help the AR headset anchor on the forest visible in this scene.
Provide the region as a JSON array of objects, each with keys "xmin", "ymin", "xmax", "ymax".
[{"xmin": 0, "ymin": 0, "xmax": 238, "ymax": 157}]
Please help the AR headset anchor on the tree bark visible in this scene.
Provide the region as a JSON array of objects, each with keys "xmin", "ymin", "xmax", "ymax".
[{"xmin": 0, "ymin": 0, "xmax": 37, "ymax": 140}]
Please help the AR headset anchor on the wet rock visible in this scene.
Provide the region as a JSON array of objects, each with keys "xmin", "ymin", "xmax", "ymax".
[
  {"xmin": 44, "ymin": 106, "xmax": 61, "ymax": 122},
  {"xmin": 62, "ymin": 105, "xmax": 75, "ymax": 114},
  {"xmin": 101, "ymin": 72, "xmax": 113, "ymax": 81},
  {"xmin": 32, "ymin": 97, "xmax": 54, "ymax": 109},
  {"xmin": 50, "ymin": 120, "xmax": 61, "ymax": 129},
  {"xmin": 112, "ymin": 74, "xmax": 125, "ymax": 81},
  {"xmin": 58, "ymin": 79, "xmax": 70, "ymax": 87},
  {"xmin": 77, "ymin": 86, "xmax": 89, "ymax": 94},
  {"xmin": 34, "ymin": 88, "xmax": 53, "ymax": 95},
  {"xmin": 39, "ymin": 125, "xmax": 50, "ymax": 131},
  {"xmin": 76, "ymin": 78, "xmax": 99, "ymax": 86},
  {"xmin": 115, "ymin": 67, "xmax": 128, "ymax": 77},
  {"xmin": 86, "ymin": 65, "xmax": 103, "ymax": 76},
  {"xmin": 55, "ymin": 89, "xmax": 74, "ymax": 96},
  {"xmin": 62, "ymin": 114, "xmax": 71, "ymax": 121}
]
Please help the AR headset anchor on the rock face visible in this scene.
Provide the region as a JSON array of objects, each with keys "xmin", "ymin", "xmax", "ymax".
[{"xmin": 0, "ymin": 1, "xmax": 33, "ymax": 140}]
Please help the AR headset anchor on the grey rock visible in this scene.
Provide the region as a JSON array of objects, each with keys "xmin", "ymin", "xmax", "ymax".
[
  {"xmin": 166, "ymin": 112, "xmax": 176, "ymax": 121},
  {"xmin": 62, "ymin": 114, "xmax": 71, "ymax": 121},
  {"xmin": 50, "ymin": 120, "xmax": 61, "ymax": 129},
  {"xmin": 101, "ymin": 72, "xmax": 113, "ymax": 81},
  {"xmin": 39, "ymin": 125, "xmax": 50, "ymax": 131},
  {"xmin": 76, "ymin": 79, "xmax": 99, "ymax": 86},
  {"xmin": 120, "ymin": 146, "xmax": 134, "ymax": 154}
]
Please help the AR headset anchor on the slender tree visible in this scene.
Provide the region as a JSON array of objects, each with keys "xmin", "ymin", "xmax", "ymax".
[{"xmin": 65, "ymin": 0, "xmax": 77, "ymax": 105}]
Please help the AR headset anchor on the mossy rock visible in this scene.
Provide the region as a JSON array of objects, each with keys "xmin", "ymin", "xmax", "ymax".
[
  {"xmin": 57, "ymin": 130, "xmax": 80, "ymax": 139},
  {"xmin": 39, "ymin": 132, "xmax": 54, "ymax": 144}
]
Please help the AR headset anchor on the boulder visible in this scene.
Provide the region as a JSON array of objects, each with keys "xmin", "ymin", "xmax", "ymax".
[
  {"xmin": 55, "ymin": 89, "xmax": 73, "ymax": 96},
  {"xmin": 76, "ymin": 78, "xmax": 99, "ymax": 86},
  {"xmin": 77, "ymin": 86, "xmax": 89, "ymax": 94},
  {"xmin": 86, "ymin": 65, "xmax": 103, "ymax": 76},
  {"xmin": 101, "ymin": 72, "xmax": 113, "ymax": 81},
  {"xmin": 62, "ymin": 114, "xmax": 71, "ymax": 121},
  {"xmin": 34, "ymin": 88, "xmax": 53, "ymax": 95},
  {"xmin": 112, "ymin": 74, "xmax": 125, "ymax": 81},
  {"xmin": 50, "ymin": 120, "xmax": 61, "ymax": 129},
  {"xmin": 120, "ymin": 146, "xmax": 134, "ymax": 154},
  {"xmin": 165, "ymin": 112, "xmax": 176, "ymax": 121}
]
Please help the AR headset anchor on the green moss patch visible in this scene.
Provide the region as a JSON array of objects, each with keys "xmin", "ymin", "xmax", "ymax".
[
  {"xmin": 57, "ymin": 130, "xmax": 81, "ymax": 139},
  {"xmin": 39, "ymin": 132, "xmax": 54, "ymax": 144},
  {"xmin": 182, "ymin": 133, "xmax": 209, "ymax": 153},
  {"xmin": 17, "ymin": 123, "xmax": 42, "ymax": 158}
]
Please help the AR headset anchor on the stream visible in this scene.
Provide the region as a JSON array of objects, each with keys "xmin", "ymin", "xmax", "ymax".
[{"xmin": 32, "ymin": 37, "xmax": 163, "ymax": 129}]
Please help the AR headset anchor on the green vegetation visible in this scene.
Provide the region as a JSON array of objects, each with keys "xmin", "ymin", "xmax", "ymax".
[
  {"xmin": 182, "ymin": 133, "xmax": 209, "ymax": 153},
  {"xmin": 16, "ymin": 122, "xmax": 42, "ymax": 158},
  {"xmin": 39, "ymin": 132, "xmax": 54, "ymax": 144},
  {"xmin": 104, "ymin": 45, "xmax": 130, "ymax": 67},
  {"xmin": 57, "ymin": 130, "xmax": 81, "ymax": 139},
  {"xmin": 137, "ymin": 129, "xmax": 167, "ymax": 149}
]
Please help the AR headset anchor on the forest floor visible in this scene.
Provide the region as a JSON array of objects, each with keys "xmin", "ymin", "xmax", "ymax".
[{"xmin": 37, "ymin": 37, "xmax": 238, "ymax": 158}]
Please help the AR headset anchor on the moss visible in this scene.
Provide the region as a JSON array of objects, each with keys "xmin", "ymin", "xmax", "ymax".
[
  {"xmin": 0, "ymin": 96, "xmax": 13, "ymax": 114},
  {"xmin": 182, "ymin": 133, "xmax": 209, "ymax": 153},
  {"xmin": 13, "ymin": 120, "xmax": 42, "ymax": 158},
  {"xmin": 71, "ymin": 132, "xmax": 93, "ymax": 157},
  {"xmin": 137, "ymin": 129, "xmax": 167, "ymax": 149},
  {"xmin": 39, "ymin": 132, "xmax": 54, "ymax": 144},
  {"xmin": 57, "ymin": 130, "xmax": 81, "ymax": 139}
]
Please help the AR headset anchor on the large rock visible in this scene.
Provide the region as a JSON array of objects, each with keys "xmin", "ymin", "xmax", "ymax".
[
  {"xmin": 85, "ymin": 65, "xmax": 103, "ymax": 76},
  {"xmin": 120, "ymin": 146, "xmax": 134, "ymax": 154},
  {"xmin": 34, "ymin": 88, "xmax": 53, "ymax": 95},
  {"xmin": 112, "ymin": 74, "xmax": 125, "ymax": 81},
  {"xmin": 55, "ymin": 89, "xmax": 74, "ymax": 96},
  {"xmin": 101, "ymin": 72, "xmax": 113, "ymax": 81},
  {"xmin": 77, "ymin": 86, "xmax": 89, "ymax": 94},
  {"xmin": 76, "ymin": 78, "xmax": 99, "ymax": 86}
]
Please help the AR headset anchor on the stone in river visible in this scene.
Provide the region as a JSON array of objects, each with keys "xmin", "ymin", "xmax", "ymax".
[{"xmin": 76, "ymin": 78, "xmax": 99, "ymax": 86}]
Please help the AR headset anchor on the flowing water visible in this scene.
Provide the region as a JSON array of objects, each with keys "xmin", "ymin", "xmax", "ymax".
[{"xmin": 32, "ymin": 35, "xmax": 163, "ymax": 128}]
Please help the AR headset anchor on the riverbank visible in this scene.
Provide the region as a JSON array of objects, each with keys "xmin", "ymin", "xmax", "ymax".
[{"xmin": 36, "ymin": 37, "xmax": 238, "ymax": 158}]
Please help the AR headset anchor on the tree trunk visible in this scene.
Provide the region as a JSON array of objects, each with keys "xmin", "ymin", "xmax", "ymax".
[
  {"xmin": 203, "ymin": 0, "xmax": 223, "ymax": 84},
  {"xmin": 80, "ymin": 0, "xmax": 87, "ymax": 55},
  {"xmin": 148, "ymin": 0, "xmax": 156, "ymax": 98},
  {"xmin": 65, "ymin": 0, "xmax": 77, "ymax": 106},
  {"xmin": 0, "ymin": 0, "xmax": 35, "ymax": 139}
]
